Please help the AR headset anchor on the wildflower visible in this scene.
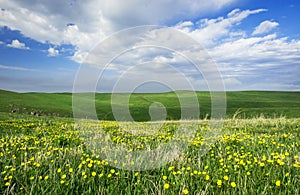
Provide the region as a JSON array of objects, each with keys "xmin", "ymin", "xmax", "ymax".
[
  {"xmin": 92, "ymin": 172, "xmax": 96, "ymax": 177},
  {"xmin": 61, "ymin": 174, "xmax": 66, "ymax": 179},
  {"xmin": 5, "ymin": 182, "xmax": 10, "ymax": 186},
  {"xmin": 205, "ymin": 175, "xmax": 210, "ymax": 180},
  {"xmin": 183, "ymin": 189, "xmax": 189, "ymax": 194},
  {"xmin": 134, "ymin": 172, "xmax": 139, "ymax": 177},
  {"xmin": 60, "ymin": 180, "xmax": 65, "ymax": 184},
  {"xmin": 223, "ymin": 176, "xmax": 229, "ymax": 181},
  {"xmin": 110, "ymin": 169, "xmax": 115, "ymax": 174},
  {"xmin": 217, "ymin": 180, "xmax": 222, "ymax": 186},
  {"xmin": 69, "ymin": 168, "xmax": 73, "ymax": 173},
  {"xmin": 29, "ymin": 176, "xmax": 34, "ymax": 180},
  {"xmin": 57, "ymin": 168, "xmax": 62, "ymax": 173},
  {"xmin": 231, "ymin": 182, "xmax": 236, "ymax": 188},
  {"xmin": 276, "ymin": 180, "xmax": 281, "ymax": 187},
  {"xmin": 45, "ymin": 175, "xmax": 49, "ymax": 180},
  {"xmin": 163, "ymin": 175, "xmax": 167, "ymax": 180},
  {"xmin": 164, "ymin": 183, "xmax": 170, "ymax": 189}
]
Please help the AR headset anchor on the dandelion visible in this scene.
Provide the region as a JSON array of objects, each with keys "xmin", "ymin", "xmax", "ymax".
[
  {"xmin": 69, "ymin": 168, "xmax": 73, "ymax": 173},
  {"xmin": 231, "ymin": 182, "xmax": 237, "ymax": 188},
  {"xmin": 217, "ymin": 180, "xmax": 222, "ymax": 186},
  {"xmin": 276, "ymin": 180, "xmax": 281, "ymax": 187},
  {"xmin": 60, "ymin": 180, "xmax": 65, "ymax": 184},
  {"xmin": 61, "ymin": 174, "xmax": 66, "ymax": 179},
  {"xmin": 30, "ymin": 176, "xmax": 34, "ymax": 180},
  {"xmin": 45, "ymin": 175, "xmax": 49, "ymax": 180},
  {"xmin": 205, "ymin": 175, "xmax": 210, "ymax": 181},
  {"xmin": 57, "ymin": 168, "xmax": 62, "ymax": 173},
  {"xmin": 110, "ymin": 169, "xmax": 115, "ymax": 174},
  {"xmin": 164, "ymin": 183, "xmax": 170, "ymax": 189},
  {"xmin": 134, "ymin": 172, "xmax": 139, "ymax": 177},
  {"xmin": 163, "ymin": 175, "xmax": 167, "ymax": 180},
  {"xmin": 5, "ymin": 182, "xmax": 10, "ymax": 186},
  {"xmin": 183, "ymin": 189, "xmax": 189, "ymax": 194},
  {"xmin": 223, "ymin": 176, "xmax": 229, "ymax": 181},
  {"xmin": 88, "ymin": 163, "xmax": 93, "ymax": 168},
  {"xmin": 92, "ymin": 172, "xmax": 96, "ymax": 177}
]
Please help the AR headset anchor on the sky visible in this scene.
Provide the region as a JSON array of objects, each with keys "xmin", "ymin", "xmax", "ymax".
[{"xmin": 0, "ymin": 0, "xmax": 299, "ymax": 92}]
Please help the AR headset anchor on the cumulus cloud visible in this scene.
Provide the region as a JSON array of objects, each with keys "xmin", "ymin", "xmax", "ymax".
[
  {"xmin": 47, "ymin": 47, "xmax": 59, "ymax": 57},
  {"xmin": 252, "ymin": 20, "xmax": 279, "ymax": 35},
  {"xmin": 0, "ymin": 0, "xmax": 238, "ymax": 62},
  {"xmin": 7, "ymin": 39, "xmax": 29, "ymax": 49},
  {"xmin": 175, "ymin": 8, "xmax": 267, "ymax": 47}
]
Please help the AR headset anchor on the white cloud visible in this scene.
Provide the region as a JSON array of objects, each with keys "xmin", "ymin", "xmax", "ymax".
[
  {"xmin": 0, "ymin": 0, "xmax": 238, "ymax": 63},
  {"xmin": 252, "ymin": 20, "xmax": 279, "ymax": 35},
  {"xmin": 175, "ymin": 8, "xmax": 267, "ymax": 47},
  {"xmin": 0, "ymin": 41, "xmax": 4, "ymax": 44},
  {"xmin": 48, "ymin": 47, "xmax": 59, "ymax": 57},
  {"xmin": 0, "ymin": 64, "xmax": 33, "ymax": 71},
  {"xmin": 7, "ymin": 39, "xmax": 29, "ymax": 49}
]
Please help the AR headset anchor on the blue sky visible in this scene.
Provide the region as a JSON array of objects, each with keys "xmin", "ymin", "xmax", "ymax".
[{"xmin": 0, "ymin": 0, "xmax": 299, "ymax": 92}]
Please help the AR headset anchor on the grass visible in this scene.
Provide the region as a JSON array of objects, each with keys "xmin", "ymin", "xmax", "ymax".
[
  {"xmin": 0, "ymin": 114, "xmax": 299, "ymax": 194},
  {"xmin": 1, "ymin": 90, "xmax": 300, "ymax": 120},
  {"xmin": 1, "ymin": 89, "xmax": 300, "ymax": 194}
]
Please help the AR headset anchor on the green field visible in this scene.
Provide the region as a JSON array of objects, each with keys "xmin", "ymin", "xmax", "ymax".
[
  {"xmin": 1, "ymin": 90, "xmax": 300, "ymax": 120},
  {"xmin": 0, "ymin": 114, "xmax": 300, "ymax": 194},
  {"xmin": 1, "ymin": 90, "xmax": 300, "ymax": 194}
]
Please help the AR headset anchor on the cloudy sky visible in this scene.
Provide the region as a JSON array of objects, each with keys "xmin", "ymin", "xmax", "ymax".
[{"xmin": 0, "ymin": 0, "xmax": 299, "ymax": 92}]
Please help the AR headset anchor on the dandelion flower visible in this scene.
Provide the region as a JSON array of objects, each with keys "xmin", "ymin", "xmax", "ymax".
[
  {"xmin": 164, "ymin": 183, "xmax": 170, "ymax": 189},
  {"xmin": 69, "ymin": 168, "xmax": 73, "ymax": 173},
  {"xmin": 92, "ymin": 172, "xmax": 96, "ymax": 177},
  {"xmin": 217, "ymin": 180, "xmax": 222, "ymax": 186},
  {"xmin": 183, "ymin": 189, "xmax": 189, "ymax": 194},
  {"xmin": 57, "ymin": 168, "xmax": 62, "ymax": 173},
  {"xmin": 231, "ymin": 182, "xmax": 236, "ymax": 188},
  {"xmin": 163, "ymin": 175, "xmax": 167, "ymax": 180},
  {"xmin": 276, "ymin": 180, "xmax": 281, "ymax": 187},
  {"xmin": 223, "ymin": 176, "xmax": 229, "ymax": 181}
]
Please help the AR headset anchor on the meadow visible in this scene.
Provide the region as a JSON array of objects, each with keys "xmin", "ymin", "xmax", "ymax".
[
  {"xmin": 0, "ymin": 90, "xmax": 300, "ymax": 194},
  {"xmin": 1, "ymin": 114, "xmax": 300, "ymax": 194}
]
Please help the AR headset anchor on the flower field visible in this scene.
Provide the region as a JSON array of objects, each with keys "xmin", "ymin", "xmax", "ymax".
[{"xmin": 1, "ymin": 116, "xmax": 299, "ymax": 194}]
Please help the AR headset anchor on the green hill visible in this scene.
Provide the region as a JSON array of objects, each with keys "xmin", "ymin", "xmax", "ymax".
[{"xmin": 0, "ymin": 90, "xmax": 299, "ymax": 120}]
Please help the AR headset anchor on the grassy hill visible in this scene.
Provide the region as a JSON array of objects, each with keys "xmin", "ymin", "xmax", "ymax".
[{"xmin": 0, "ymin": 90, "xmax": 299, "ymax": 120}]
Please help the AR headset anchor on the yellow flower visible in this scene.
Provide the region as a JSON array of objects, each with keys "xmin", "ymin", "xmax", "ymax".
[
  {"xmin": 44, "ymin": 175, "xmax": 49, "ymax": 180},
  {"xmin": 61, "ymin": 174, "xmax": 66, "ymax": 179},
  {"xmin": 231, "ymin": 182, "xmax": 236, "ymax": 188},
  {"xmin": 110, "ymin": 169, "xmax": 115, "ymax": 174},
  {"xmin": 276, "ymin": 180, "xmax": 281, "ymax": 187},
  {"xmin": 60, "ymin": 180, "xmax": 65, "ymax": 184},
  {"xmin": 29, "ymin": 176, "xmax": 34, "ymax": 180},
  {"xmin": 82, "ymin": 172, "xmax": 86, "ymax": 176},
  {"xmin": 57, "ymin": 168, "xmax": 62, "ymax": 173},
  {"xmin": 217, "ymin": 180, "xmax": 222, "ymax": 186},
  {"xmin": 164, "ymin": 183, "xmax": 170, "ymax": 189},
  {"xmin": 92, "ymin": 172, "xmax": 96, "ymax": 177},
  {"xmin": 246, "ymin": 172, "xmax": 251, "ymax": 176},
  {"xmin": 134, "ymin": 172, "xmax": 139, "ymax": 177},
  {"xmin": 5, "ymin": 182, "xmax": 10, "ymax": 186},
  {"xmin": 88, "ymin": 163, "xmax": 93, "ymax": 168},
  {"xmin": 163, "ymin": 176, "xmax": 167, "ymax": 180},
  {"xmin": 223, "ymin": 176, "xmax": 229, "ymax": 181},
  {"xmin": 69, "ymin": 168, "xmax": 73, "ymax": 173},
  {"xmin": 183, "ymin": 189, "xmax": 189, "ymax": 194},
  {"xmin": 205, "ymin": 175, "xmax": 210, "ymax": 181}
]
